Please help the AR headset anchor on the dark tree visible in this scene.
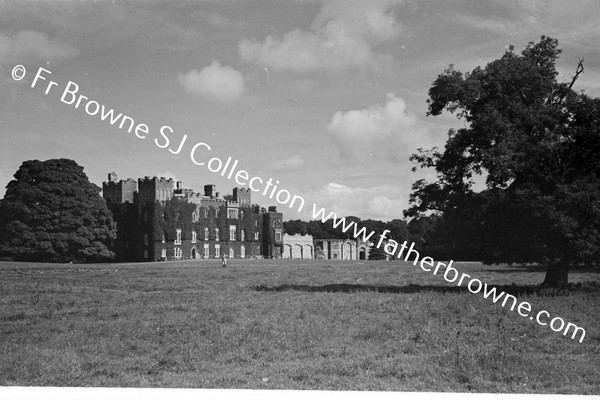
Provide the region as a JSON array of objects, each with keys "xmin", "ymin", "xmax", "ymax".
[
  {"xmin": 284, "ymin": 216, "xmax": 411, "ymax": 246},
  {"xmin": 0, "ymin": 159, "xmax": 117, "ymax": 262},
  {"xmin": 406, "ymin": 36, "xmax": 600, "ymax": 289},
  {"xmin": 387, "ymin": 218, "xmax": 409, "ymax": 243},
  {"xmin": 367, "ymin": 245, "xmax": 386, "ymax": 260},
  {"xmin": 407, "ymin": 216, "xmax": 448, "ymax": 259},
  {"xmin": 283, "ymin": 219, "xmax": 308, "ymax": 236}
]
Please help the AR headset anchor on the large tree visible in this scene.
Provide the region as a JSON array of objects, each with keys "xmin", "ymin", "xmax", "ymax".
[
  {"xmin": 0, "ymin": 159, "xmax": 117, "ymax": 262},
  {"xmin": 406, "ymin": 36, "xmax": 600, "ymax": 289}
]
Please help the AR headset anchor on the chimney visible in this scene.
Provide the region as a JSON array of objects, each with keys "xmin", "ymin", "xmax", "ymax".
[
  {"xmin": 108, "ymin": 172, "xmax": 118, "ymax": 182},
  {"xmin": 176, "ymin": 181, "xmax": 183, "ymax": 190},
  {"xmin": 204, "ymin": 184, "xmax": 215, "ymax": 197}
]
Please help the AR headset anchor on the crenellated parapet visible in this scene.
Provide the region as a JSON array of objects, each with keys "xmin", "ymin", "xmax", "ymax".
[{"xmin": 102, "ymin": 173, "xmax": 137, "ymax": 203}]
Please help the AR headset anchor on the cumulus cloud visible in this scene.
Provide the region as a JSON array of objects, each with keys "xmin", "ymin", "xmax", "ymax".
[
  {"xmin": 178, "ymin": 61, "xmax": 244, "ymax": 103},
  {"xmin": 0, "ymin": 30, "xmax": 79, "ymax": 64},
  {"xmin": 326, "ymin": 93, "xmax": 428, "ymax": 163},
  {"xmin": 239, "ymin": 0, "xmax": 401, "ymax": 72},
  {"xmin": 307, "ymin": 182, "xmax": 406, "ymax": 221},
  {"xmin": 267, "ymin": 155, "xmax": 305, "ymax": 171}
]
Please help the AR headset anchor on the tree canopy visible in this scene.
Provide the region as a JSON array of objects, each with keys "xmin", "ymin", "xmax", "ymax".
[
  {"xmin": 0, "ymin": 159, "xmax": 117, "ymax": 262},
  {"xmin": 406, "ymin": 36, "xmax": 600, "ymax": 288},
  {"xmin": 284, "ymin": 217, "xmax": 409, "ymax": 244}
]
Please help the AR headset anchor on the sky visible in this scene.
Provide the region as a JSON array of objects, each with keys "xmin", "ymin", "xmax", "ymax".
[{"xmin": 0, "ymin": 0, "xmax": 598, "ymax": 222}]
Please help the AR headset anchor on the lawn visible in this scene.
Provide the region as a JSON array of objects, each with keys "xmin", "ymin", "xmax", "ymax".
[{"xmin": 1, "ymin": 259, "xmax": 599, "ymax": 393}]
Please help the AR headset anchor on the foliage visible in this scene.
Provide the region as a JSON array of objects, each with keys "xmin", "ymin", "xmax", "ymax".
[
  {"xmin": 367, "ymin": 245, "xmax": 386, "ymax": 260},
  {"xmin": 283, "ymin": 217, "xmax": 409, "ymax": 244},
  {"xmin": 0, "ymin": 159, "xmax": 116, "ymax": 262},
  {"xmin": 406, "ymin": 36, "xmax": 600, "ymax": 287},
  {"xmin": 153, "ymin": 198, "xmax": 258, "ymax": 256}
]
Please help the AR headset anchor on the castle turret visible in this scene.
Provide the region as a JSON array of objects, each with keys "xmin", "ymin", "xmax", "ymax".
[{"xmin": 233, "ymin": 187, "xmax": 251, "ymax": 207}]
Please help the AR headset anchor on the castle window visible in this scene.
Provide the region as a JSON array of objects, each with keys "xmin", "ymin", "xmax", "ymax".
[
  {"xmin": 229, "ymin": 225, "xmax": 236, "ymax": 241},
  {"xmin": 144, "ymin": 250, "xmax": 148, "ymax": 259},
  {"xmin": 240, "ymin": 210, "xmax": 244, "ymax": 219},
  {"xmin": 215, "ymin": 244, "xmax": 220, "ymax": 257},
  {"xmin": 175, "ymin": 229, "xmax": 182, "ymax": 245},
  {"xmin": 204, "ymin": 208, "xmax": 208, "ymax": 218},
  {"xmin": 203, "ymin": 244, "xmax": 209, "ymax": 258},
  {"xmin": 204, "ymin": 227, "xmax": 209, "ymax": 240},
  {"xmin": 161, "ymin": 248, "xmax": 166, "ymax": 258},
  {"xmin": 240, "ymin": 245, "xmax": 246, "ymax": 258},
  {"xmin": 275, "ymin": 232, "xmax": 281, "ymax": 242},
  {"xmin": 174, "ymin": 247, "xmax": 182, "ymax": 259},
  {"xmin": 228, "ymin": 209, "xmax": 238, "ymax": 219},
  {"xmin": 191, "ymin": 231, "xmax": 197, "ymax": 243},
  {"xmin": 241, "ymin": 229, "xmax": 245, "ymax": 241},
  {"xmin": 229, "ymin": 247, "xmax": 234, "ymax": 258},
  {"xmin": 162, "ymin": 234, "xmax": 165, "ymax": 243},
  {"xmin": 215, "ymin": 208, "xmax": 220, "ymax": 218},
  {"xmin": 144, "ymin": 234, "xmax": 149, "ymax": 246},
  {"xmin": 255, "ymin": 232, "xmax": 259, "ymax": 240},
  {"xmin": 192, "ymin": 211, "xmax": 198, "ymax": 222},
  {"xmin": 215, "ymin": 228, "xmax": 220, "ymax": 241}
]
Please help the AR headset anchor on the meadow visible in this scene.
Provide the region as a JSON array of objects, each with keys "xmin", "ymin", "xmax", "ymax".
[{"xmin": 1, "ymin": 259, "xmax": 599, "ymax": 394}]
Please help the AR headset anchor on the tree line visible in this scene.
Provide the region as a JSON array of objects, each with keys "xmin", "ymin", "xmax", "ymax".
[{"xmin": 0, "ymin": 36, "xmax": 597, "ymax": 289}]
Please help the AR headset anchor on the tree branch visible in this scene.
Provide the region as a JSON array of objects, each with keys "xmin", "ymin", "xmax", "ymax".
[{"xmin": 568, "ymin": 59, "xmax": 584, "ymax": 90}]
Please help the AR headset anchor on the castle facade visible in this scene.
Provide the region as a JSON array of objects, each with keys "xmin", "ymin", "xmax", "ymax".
[{"xmin": 102, "ymin": 173, "xmax": 283, "ymax": 262}]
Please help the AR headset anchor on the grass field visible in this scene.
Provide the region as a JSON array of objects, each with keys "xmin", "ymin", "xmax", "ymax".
[{"xmin": 1, "ymin": 259, "xmax": 599, "ymax": 393}]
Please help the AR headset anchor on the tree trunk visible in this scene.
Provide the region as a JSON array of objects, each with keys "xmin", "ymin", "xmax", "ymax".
[{"xmin": 541, "ymin": 258, "xmax": 569, "ymax": 290}]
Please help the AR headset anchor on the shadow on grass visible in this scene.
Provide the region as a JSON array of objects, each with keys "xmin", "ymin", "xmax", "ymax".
[
  {"xmin": 482, "ymin": 265, "xmax": 600, "ymax": 274},
  {"xmin": 252, "ymin": 281, "xmax": 600, "ymax": 296}
]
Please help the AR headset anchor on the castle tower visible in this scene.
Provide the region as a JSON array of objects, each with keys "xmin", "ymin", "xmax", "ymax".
[
  {"xmin": 233, "ymin": 187, "xmax": 252, "ymax": 207},
  {"xmin": 102, "ymin": 173, "xmax": 137, "ymax": 204},
  {"xmin": 138, "ymin": 176, "xmax": 175, "ymax": 204},
  {"xmin": 262, "ymin": 206, "xmax": 283, "ymax": 258}
]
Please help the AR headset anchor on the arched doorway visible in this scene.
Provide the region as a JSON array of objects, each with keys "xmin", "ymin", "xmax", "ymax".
[
  {"xmin": 304, "ymin": 244, "xmax": 313, "ymax": 259},
  {"xmin": 284, "ymin": 244, "xmax": 293, "ymax": 259},
  {"xmin": 191, "ymin": 247, "xmax": 197, "ymax": 259}
]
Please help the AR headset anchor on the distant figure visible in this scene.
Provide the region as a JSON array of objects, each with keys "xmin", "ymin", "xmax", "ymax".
[{"xmin": 221, "ymin": 253, "xmax": 227, "ymax": 268}]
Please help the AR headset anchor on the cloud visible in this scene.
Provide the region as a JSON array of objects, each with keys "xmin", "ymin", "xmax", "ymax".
[
  {"xmin": 307, "ymin": 182, "xmax": 406, "ymax": 221},
  {"xmin": 267, "ymin": 155, "xmax": 305, "ymax": 172},
  {"xmin": 178, "ymin": 61, "xmax": 244, "ymax": 103},
  {"xmin": 0, "ymin": 30, "xmax": 79, "ymax": 64},
  {"xmin": 156, "ymin": 171, "xmax": 178, "ymax": 183},
  {"xmin": 449, "ymin": 14, "xmax": 526, "ymax": 36},
  {"xmin": 239, "ymin": 0, "xmax": 401, "ymax": 72},
  {"xmin": 326, "ymin": 93, "xmax": 429, "ymax": 164},
  {"xmin": 448, "ymin": 0, "xmax": 599, "ymax": 42}
]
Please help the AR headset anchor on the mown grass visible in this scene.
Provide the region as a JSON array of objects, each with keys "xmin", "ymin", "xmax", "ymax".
[{"xmin": 1, "ymin": 259, "xmax": 599, "ymax": 393}]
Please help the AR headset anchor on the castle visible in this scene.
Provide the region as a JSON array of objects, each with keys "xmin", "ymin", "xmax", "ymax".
[{"xmin": 102, "ymin": 173, "xmax": 283, "ymax": 261}]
